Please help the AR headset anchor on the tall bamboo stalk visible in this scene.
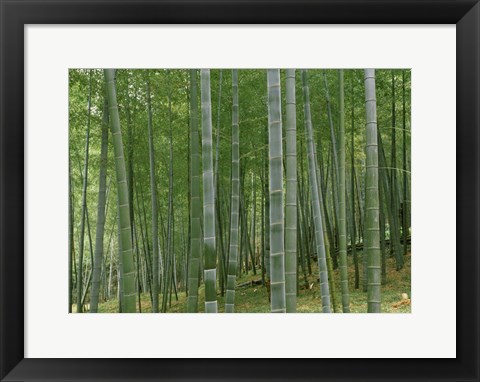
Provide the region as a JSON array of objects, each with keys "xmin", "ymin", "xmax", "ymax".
[
  {"xmin": 302, "ymin": 69, "xmax": 331, "ymax": 313},
  {"xmin": 90, "ymin": 99, "xmax": 109, "ymax": 313},
  {"xmin": 264, "ymin": 122, "xmax": 270, "ymax": 284},
  {"xmin": 323, "ymin": 71, "xmax": 340, "ymax": 263},
  {"xmin": 350, "ymin": 71, "xmax": 359, "ymax": 289},
  {"xmin": 225, "ymin": 70, "xmax": 240, "ymax": 312},
  {"xmin": 338, "ymin": 69, "xmax": 350, "ymax": 312},
  {"xmin": 267, "ymin": 69, "xmax": 286, "ymax": 313},
  {"xmin": 402, "ymin": 69, "xmax": 409, "ymax": 256},
  {"xmin": 285, "ymin": 69, "xmax": 297, "ymax": 313},
  {"xmin": 314, "ymin": 141, "xmax": 337, "ymax": 312},
  {"xmin": 390, "ymin": 71, "xmax": 403, "ymax": 269},
  {"xmin": 214, "ymin": 70, "xmax": 227, "ymax": 295},
  {"xmin": 187, "ymin": 70, "xmax": 201, "ymax": 312},
  {"xmin": 104, "ymin": 69, "xmax": 136, "ymax": 312},
  {"xmin": 162, "ymin": 72, "xmax": 175, "ymax": 312},
  {"xmin": 76, "ymin": 70, "xmax": 92, "ymax": 313},
  {"xmin": 125, "ymin": 75, "xmax": 140, "ymax": 312},
  {"xmin": 200, "ymin": 69, "xmax": 218, "ymax": 313},
  {"xmin": 250, "ymin": 172, "xmax": 257, "ymax": 275},
  {"xmin": 364, "ymin": 69, "xmax": 381, "ymax": 313},
  {"xmin": 68, "ymin": 158, "xmax": 74, "ymax": 313},
  {"xmin": 146, "ymin": 73, "xmax": 160, "ymax": 313}
]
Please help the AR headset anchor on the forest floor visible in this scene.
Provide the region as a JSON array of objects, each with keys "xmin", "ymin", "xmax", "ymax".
[{"xmin": 97, "ymin": 250, "xmax": 411, "ymax": 313}]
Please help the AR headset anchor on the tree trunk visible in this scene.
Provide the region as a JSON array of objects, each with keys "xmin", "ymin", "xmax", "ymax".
[
  {"xmin": 350, "ymin": 72, "xmax": 359, "ymax": 290},
  {"xmin": 402, "ymin": 69, "xmax": 409, "ymax": 256},
  {"xmin": 301, "ymin": 69, "xmax": 331, "ymax": 313},
  {"xmin": 338, "ymin": 69, "xmax": 350, "ymax": 312},
  {"xmin": 323, "ymin": 71, "xmax": 340, "ymax": 266},
  {"xmin": 285, "ymin": 69, "xmax": 297, "ymax": 313},
  {"xmin": 146, "ymin": 74, "xmax": 160, "ymax": 313},
  {"xmin": 200, "ymin": 69, "xmax": 218, "ymax": 313},
  {"xmin": 225, "ymin": 70, "xmax": 241, "ymax": 312},
  {"xmin": 76, "ymin": 70, "xmax": 92, "ymax": 313},
  {"xmin": 104, "ymin": 69, "xmax": 136, "ymax": 313},
  {"xmin": 68, "ymin": 158, "xmax": 74, "ymax": 313},
  {"xmin": 90, "ymin": 99, "xmax": 109, "ymax": 312},
  {"xmin": 267, "ymin": 69, "xmax": 286, "ymax": 313},
  {"xmin": 162, "ymin": 73, "xmax": 175, "ymax": 313},
  {"xmin": 187, "ymin": 70, "xmax": 201, "ymax": 312},
  {"xmin": 214, "ymin": 70, "xmax": 227, "ymax": 296},
  {"xmin": 364, "ymin": 69, "xmax": 381, "ymax": 313},
  {"xmin": 250, "ymin": 173, "xmax": 257, "ymax": 275},
  {"xmin": 390, "ymin": 70, "xmax": 404, "ymax": 269}
]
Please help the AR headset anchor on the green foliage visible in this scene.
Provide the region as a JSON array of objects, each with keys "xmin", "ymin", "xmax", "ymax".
[{"xmin": 69, "ymin": 68, "xmax": 411, "ymax": 314}]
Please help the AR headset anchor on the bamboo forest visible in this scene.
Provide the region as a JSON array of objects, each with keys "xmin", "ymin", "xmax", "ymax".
[{"xmin": 69, "ymin": 69, "xmax": 411, "ymax": 314}]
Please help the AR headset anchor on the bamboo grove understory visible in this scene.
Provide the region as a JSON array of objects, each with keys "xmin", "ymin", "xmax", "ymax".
[{"xmin": 69, "ymin": 69, "xmax": 411, "ymax": 313}]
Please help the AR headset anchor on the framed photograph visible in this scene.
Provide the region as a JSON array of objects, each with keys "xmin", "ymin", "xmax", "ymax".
[{"xmin": 1, "ymin": 0, "xmax": 478, "ymax": 381}]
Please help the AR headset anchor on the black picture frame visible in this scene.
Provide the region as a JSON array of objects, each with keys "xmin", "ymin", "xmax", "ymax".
[{"xmin": 1, "ymin": 1, "xmax": 478, "ymax": 381}]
